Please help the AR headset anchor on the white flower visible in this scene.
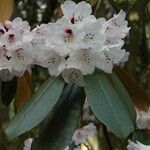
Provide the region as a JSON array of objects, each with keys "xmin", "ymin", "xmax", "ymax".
[
  {"xmin": 75, "ymin": 18, "xmax": 105, "ymax": 49},
  {"xmin": 42, "ymin": 1, "xmax": 130, "ymax": 86},
  {"xmin": 0, "ymin": 18, "xmax": 34, "ymax": 78},
  {"xmin": 127, "ymin": 140, "xmax": 150, "ymax": 150},
  {"xmin": 72, "ymin": 128, "xmax": 87, "ymax": 145},
  {"xmin": 45, "ymin": 20, "xmax": 78, "ymax": 56},
  {"xmin": 46, "ymin": 17, "xmax": 104, "ymax": 55},
  {"xmin": 72, "ymin": 123, "xmax": 96, "ymax": 145},
  {"xmin": 23, "ymin": 138, "xmax": 33, "ymax": 150},
  {"xmin": 10, "ymin": 49, "xmax": 33, "ymax": 73},
  {"xmin": 83, "ymin": 123, "xmax": 96, "ymax": 137},
  {"xmin": 0, "ymin": 18, "xmax": 31, "ymax": 51},
  {"xmin": 103, "ymin": 10, "xmax": 130, "ymax": 46},
  {"xmin": 135, "ymin": 107, "xmax": 150, "ymax": 129},
  {"xmin": 40, "ymin": 50, "xmax": 63, "ymax": 76},
  {"xmin": 11, "ymin": 17, "xmax": 31, "ymax": 35},
  {"xmin": 25, "ymin": 24, "xmax": 49, "ymax": 63},
  {"xmin": 0, "ymin": 1, "xmax": 130, "ymax": 84},
  {"xmin": 103, "ymin": 44, "xmax": 129, "ymax": 65},
  {"xmin": 65, "ymin": 48, "xmax": 95, "ymax": 75},
  {"xmin": 61, "ymin": 0, "xmax": 96, "ymax": 25}
]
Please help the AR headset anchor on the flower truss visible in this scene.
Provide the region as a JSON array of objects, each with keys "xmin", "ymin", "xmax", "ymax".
[{"xmin": 0, "ymin": 0, "xmax": 130, "ymax": 86}]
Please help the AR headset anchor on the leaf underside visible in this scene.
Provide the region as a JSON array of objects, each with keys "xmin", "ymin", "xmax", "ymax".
[
  {"xmin": 5, "ymin": 77, "xmax": 65, "ymax": 140},
  {"xmin": 31, "ymin": 84, "xmax": 85, "ymax": 150},
  {"xmin": 84, "ymin": 71, "xmax": 134, "ymax": 139}
]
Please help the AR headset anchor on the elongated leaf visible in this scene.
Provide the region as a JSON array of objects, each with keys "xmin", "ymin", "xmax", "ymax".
[
  {"xmin": 31, "ymin": 84, "xmax": 85, "ymax": 150},
  {"xmin": 111, "ymin": 73, "xmax": 136, "ymax": 124},
  {"xmin": 114, "ymin": 67, "xmax": 150, "ymax": 111},
  {"xmin": 1, "ymin": 77, "xmax": 17, "ymax": 106},
  {"xmin": 5, "ymin": 77, "xmax": 65, "ymax": 140},
  {"xmin": 84, "ymin": 71, "xmax": 134, "ymax": 139},
  {"xmin": 14, "ymin": 71, "xmax": 33, "ymax": 111},
  {"xmin": 0, "ymin": 0, "xmax": 13, "ymax": 22},
  {"xmin": 131, "ymin": 130, "xmax": 150, "ymax": 144}
]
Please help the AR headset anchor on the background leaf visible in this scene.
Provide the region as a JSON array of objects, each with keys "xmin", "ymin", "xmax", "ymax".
[
  {"xmin": 31, "ymin": 84, "xmax": 85, "ymax": 150},
  {"xmin": 1, "ymin": 77, "xmax": 17, "ymax": 106},
  {"xmin": 5, "ymin": 77, "xmax": 65, "ymax": 140},
  {"xmin": 0, "ymin": 0, "xmax": 14, "ymax": 22},
  {"xmin": 84, "ymin": 71, "xmax": 134, "ymax": 139},
  {"xmin": 114, "ymin": 67, "xmax": 150, "ymax": 111},
  {"xmin": 14, "ymin": 71, "xmax": 33, "ymax": 111}
]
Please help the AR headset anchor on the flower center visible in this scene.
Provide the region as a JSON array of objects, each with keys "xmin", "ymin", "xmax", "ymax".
[
  {"xmin": 65, "ymin": 29, "xmax": 73, "ymax": 35},
  {"xmin": 64, "ymin": 29, "xmax": 73, "ymax": 43},
  {"xmin": 8, "ymin": 34, "xmax": 15, "ymax": 42}
]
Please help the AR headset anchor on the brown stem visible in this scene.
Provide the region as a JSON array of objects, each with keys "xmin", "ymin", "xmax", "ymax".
[{"xmin": 103, "ymin": 125, "xmax": 113, "ymax": 150}]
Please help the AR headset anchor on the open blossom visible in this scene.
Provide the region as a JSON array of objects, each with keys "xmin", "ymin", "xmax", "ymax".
[
  {"xmin": 135, "ymin": 107, "xmax": 150, "ymax": 129},
  {"xmin": 127, "ymin": 140, "xmax": 150, "ymax": 150},
  {"xmin": 0, "ymin": 17, "xmax": 31, "ymax": 51},
  {"xmin": 103, "ymin": 10, "xmax": 130, "ymax": 46},
  {"xmin": 0, "ymin": 18, "xmax": 33, "ymax": 80},
  {"xmin": 72, "ymin": 123, "xmax": 96, "ymax": 145},
  {"xmin": 23, "ymin": 138, "xmax": 33, "ymax": 150},
  {"xmin": 61, "ymin": 0, "xmax": 96, "ymax": 26}
]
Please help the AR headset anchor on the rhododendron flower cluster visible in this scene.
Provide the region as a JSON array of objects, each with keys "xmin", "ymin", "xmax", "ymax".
[{"xmin": 0, "ymin": 0, "xmax": 130, "ymax": 85}]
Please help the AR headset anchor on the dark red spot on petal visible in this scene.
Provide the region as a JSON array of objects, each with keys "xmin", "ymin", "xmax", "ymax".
[
  {"xmin": 6, "ymin": 55, "xmax": 11, "ymax": 60},
  {"xmin": 65, "ymin": 29, "xmax": 73, "ymax": 35},
  {"xmin": 8, "ymin": 34, "xmax": 15, "ymax": 42},
  {"xmin": 71, "ymin": 17, "xmax": 75, "ymax": 24}
]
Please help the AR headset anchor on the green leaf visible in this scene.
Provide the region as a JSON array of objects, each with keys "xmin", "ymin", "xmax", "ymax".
[
  {"xmin": 5, "ymin": 77, "xmax": 65, "ymax": 140},
  {"xmin": 31, "ymin": 84, "xmax": 85, "ymax": 150},
  {"xmin": 84, "ymin": 71, "xmax": 134, "ymax": 139},
  {"xmin": 111, "ymin": 73, "xmax": 136, "ymax": 124},
  {"xmin": 131, "ymin": 130, "xmax": 150, "ymax": 144}
]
